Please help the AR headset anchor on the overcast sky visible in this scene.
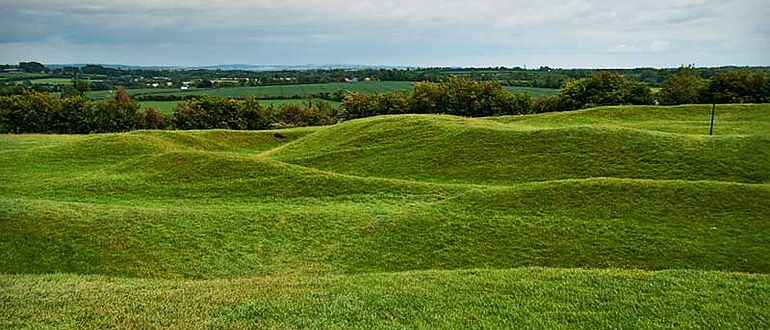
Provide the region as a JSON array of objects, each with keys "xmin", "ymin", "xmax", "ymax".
[{"xmin": 1, "ymin": 0, "xmax": 768, "ymax": 68}]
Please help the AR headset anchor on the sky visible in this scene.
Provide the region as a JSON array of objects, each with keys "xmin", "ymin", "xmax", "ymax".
[{"xmin": 0, "ymin": 0, "xmax": 768, "ymax": 68}]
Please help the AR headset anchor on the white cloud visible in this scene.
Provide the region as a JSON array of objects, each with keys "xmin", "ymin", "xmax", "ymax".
[
  {"xmin": 0, "ymin": 0, "xmax": 767, "ymax": 67},
  {"xmin": 609, "ymin": 44, "xmax": 641, "ymax": 53},
  {"xmin": 648, "ymin": 41, "xmax": 672, "ymax": 52}
]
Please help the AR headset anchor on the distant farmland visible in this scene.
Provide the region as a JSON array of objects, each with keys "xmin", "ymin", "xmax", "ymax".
[
  {"xmin": 88, "ymin": 81, "xmax": 558, "ymax": 100},
  {"xmin": 15, "ymin": 78, "xmax": 103, "ymax": 85}
]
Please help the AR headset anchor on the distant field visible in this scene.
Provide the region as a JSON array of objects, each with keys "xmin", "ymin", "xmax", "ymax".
[
  {"xmin": 140, "ymin": 99, "xmax": 341, "ymax": 114},
  {"xmin": 503, "ymin": 85, "xmax": 558, "ymax": 97},
  {"xmin": 25, "ymin": 78, "xmax": 102, "ymax": 85},
  {"xmin": 0, "ymin": 73, "xmax": 51, "ymax": 82},
  {"xmin": 12, "ymin": 78, "xmax": 104, "ymax": 85},
  {"xmin": 21, "ymin": 78, "xmax": 73, "ymax": 85},
  {"xmin": 0, "ymin": 73, "xmax": 103, "ymax": 85},
  {"xmin": 88, "ymin": 82, "xmax": 558, "ymax": 100},
  {"xmin": 2, "ymin": 104, "xmax": 768, "ymax": 328},
  {"xmin": 87, "ymin": 88, "xmax": 164, "ymax": 99},
  {"xmin": 138, "ymin": 101, "xmax": 178, "ymax": 113},
  {"xmin": 255, "ymin": 98, "xmax": 341, "ymax": 109},
  {"xmin": 88, "ymin": 81, "xmax": 415, "ymax": 99}
]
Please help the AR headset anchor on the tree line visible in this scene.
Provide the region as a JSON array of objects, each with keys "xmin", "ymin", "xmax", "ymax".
[
  {"xmin": 3, "ymin": 61, "xmax": 769, "ymax": 94},
  {"xmin": 1, "ymin": 69, "xmax": 768, "ymax": 134},
  {"xmin": 340, "ymin": 68, "xmax": 769, "ymax": 118},
  {"xmin": 340, "ymin": 78, "xmax": 535, "ymax": 119},
  {"xmin": 0, "ymin": 87, "xmax": 338, "ymax": 133}
]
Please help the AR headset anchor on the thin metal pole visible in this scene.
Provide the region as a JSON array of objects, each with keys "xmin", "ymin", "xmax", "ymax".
[{"xmin": 709, "ymin": 97, "xmax": 716, "ymax": 137}]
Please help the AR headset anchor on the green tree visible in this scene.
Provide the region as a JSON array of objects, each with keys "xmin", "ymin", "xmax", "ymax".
[
  {"xmin": 659, "ymin": 66, "xmax": 706, "ymax": 105},
  {"xmin": 707, "ymin": 70, "xmax": 769, "ymax": 103},
  {"xmin": 0, "ymin": 92, "xmax": 60, "ymax": 133},
  {"xmin": 142, "ymin": 108, "xmax": 166, "ymax": 130},
  {"xmin": 532, "ymin": 95, "xmax": 565, "ymax": 113},
  {"xmin": 92, "ymin": 86, "xmax": 142, "ymax": 132},
  {"xmin": 409, "ymin": 82, "xmax": 442, "ymax": 114},
  {"xmin": 277, "ymin": 103, "xmax": 307, "ymax": 127},
  {"xmin": 437, "ymin": 76, "xmax": 481, "ymax": 116},
  {"xmin": 18, "ymin": 61, "xmax": 47, "ymax": 73},
  {"xmin": 558, "ymin": 71, "xmax": 654, "ymax": 110},
  {"xmin": 55, "ymin": 96, "xmax": 93, "ymax": 133},
  {"xmin": 341, "ymin": 92, "xmax": 383, "ymax": 120},
  {"xmin": 242, "ymin": 96, "xmax": 273, "ymax": 130},
  {"xmin": 61, "ymin": 79, "xmax": 92, "ymax": 98}
]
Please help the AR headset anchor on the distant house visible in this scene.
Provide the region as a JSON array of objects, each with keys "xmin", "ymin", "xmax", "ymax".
[
  {"xmin": 344, "ymin": 77, "xmax": 359, "ymax": 83},
  {"xmin": 180, "ymin": 86, "xmax": 189, "ymax": 90}
]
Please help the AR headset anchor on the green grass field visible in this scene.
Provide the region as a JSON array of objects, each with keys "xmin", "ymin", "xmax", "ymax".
[
  {"xmin": 0, "ymin": 73, "xmax": 51, "ymax": 82},
  {"xmin": 87, "ymin": 81, "xmax": 416, "ymax": 99},
  {"xmin": 0, "ymin": 73, "xmax": 103, "ymax": 85},
  {"xmin": 14, "ymin": 78, "xmax": 72, "ymax": 85},
  {"xmin": 1, "ymin": 104, "xmax": 769, "ymax": 328},
  {"xmin": 15, "ymin": 78, "xmax": 103, "ymax": 85},
  {"xmin": 138, "ymin": 100, "xmax": 179, "ymax": 113},
  {"xmin": 502, "ymin": 85, "xmax": 558, "ymax": 97},
  {"xmin": 88, "ymin": 82, "xmax": 558, "ymax": 100}
]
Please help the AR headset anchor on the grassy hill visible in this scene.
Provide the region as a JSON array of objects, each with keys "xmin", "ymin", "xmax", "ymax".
[
  {"xmin": 2, "ymin": 104, "xmax": 769, "ymax": 328},
  {"xmin": 271, "ymin": 111, "xmax": 770, "ymax": 185}
]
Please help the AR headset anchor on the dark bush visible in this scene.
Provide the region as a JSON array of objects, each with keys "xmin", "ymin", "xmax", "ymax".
[
  {"xmin": 659, "ymin": 66, "xmax": 707, "ymax": 105},
  {"xmin": 558, "ymin": 71, "xmax": 654, "ymax": 110},
  {"xmin": 708, "ymin": 70, "xmax": 769, "ymax": 104}
]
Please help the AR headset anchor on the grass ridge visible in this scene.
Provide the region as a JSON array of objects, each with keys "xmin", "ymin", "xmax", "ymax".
[{"xmin": 2, "ymin": 104, "xmax": 770, "ymax": 327}]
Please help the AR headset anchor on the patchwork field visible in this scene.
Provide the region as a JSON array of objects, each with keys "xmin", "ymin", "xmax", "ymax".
[
  {"xmin": 87, "ymin": 81, "xmax": 558, "ymax": 100},
  {"xmin": 87, "ymin": 81, "xmax": 415, "ymax": 99},
  {"xmin": 14, "ymin": 78, "xmax": 103, "ymax": 85},
  {"xmin": 1, "ymin": 104, "xmax": 769, "ymax": 328}
]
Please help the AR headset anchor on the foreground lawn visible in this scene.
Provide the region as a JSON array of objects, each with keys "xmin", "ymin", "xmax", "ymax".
[{"xmin": 2, "ymin": 268, "xmax": 768, "ymax": 329}]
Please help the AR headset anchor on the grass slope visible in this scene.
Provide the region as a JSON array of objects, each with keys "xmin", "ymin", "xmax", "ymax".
[
  {"xmin": 2, "ymin": 104, "xmax": 769, "ymax": 327},
  {"xmin": 2, "ymin": 179, "xmax": 769, "ymax": 277},
  {"xmin": 272, "ymin": 111, "xmax": 770, "ymax": 185},
  {"xmin": 489, "ymin": 104, "xmax": 770, "ymax": 135}
]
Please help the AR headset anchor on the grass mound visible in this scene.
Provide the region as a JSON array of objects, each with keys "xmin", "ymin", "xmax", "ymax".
[
  {"xmin": 2, "ymin": 104, "xmax": 769, "ymax": 327},
  {"xmin": 272, "ymin": 113, "xmax": 770, "ymax": 185},
  {"xmin": 2, "ymin": 179, "xmax": 768, "ymax": 277},
  {"xmin": 489, "ymin": 103, "xmax": 770, "ymax": 135}
]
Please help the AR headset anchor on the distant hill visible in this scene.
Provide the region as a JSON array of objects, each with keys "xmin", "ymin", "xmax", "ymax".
[{"xmin": 44, "ymin": 63, "xmax": 414, "ymax": 71}]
